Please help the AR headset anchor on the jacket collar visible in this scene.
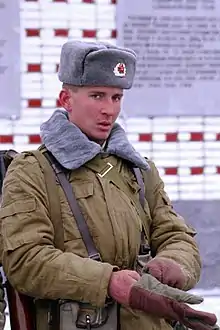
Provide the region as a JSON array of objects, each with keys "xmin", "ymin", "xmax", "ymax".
[{"xmin": 40, "ymin": 109, "xmax": 149, "ymax": 171}]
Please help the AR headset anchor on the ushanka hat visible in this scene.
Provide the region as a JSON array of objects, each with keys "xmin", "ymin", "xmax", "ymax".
[{"xmin": 58, "ymin": 40, "xmax": 136, "ymax": 89}]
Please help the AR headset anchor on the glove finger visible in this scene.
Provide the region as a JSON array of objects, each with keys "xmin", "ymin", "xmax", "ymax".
[
  {"xmin": 129, "ymin": 285, "xmax": 180, "ymax": 320},
  {"xmin": 182, "ymin": 318, "xmax": 219, "ymax": 330},
  {"xmin": 130, "ymin": 282, "xmax": 218, "ymax": 330},
  {"xmin": 138, "ymin": 274, "xmax": 203, "ymax": 304},
  {"xmin": 174, "ymin": 303, "xmax": 217, "ymax": 326},
  {"xmin": 145, "ymin": 257, "xmax": 187, "ymax": 289}
]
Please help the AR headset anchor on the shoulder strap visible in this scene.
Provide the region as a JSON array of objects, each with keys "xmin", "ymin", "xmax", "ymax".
[
  {"xmin": 28, "ymin": 150, "xmax": 65, "ymax": 252},
  {"xmin": 132, "ymin": 167, "xmax": 149, "ymax": 252},
  {"xmin": 133, "ymin": 167, "xmax": 145, "ymax": 209},
  {"xmin": 43, "ymin": 151, "xmax": 101, "ymax": 261},
  {"xmin": 0, "ymin": 150, "xmax": 18, "ymax": 194}
]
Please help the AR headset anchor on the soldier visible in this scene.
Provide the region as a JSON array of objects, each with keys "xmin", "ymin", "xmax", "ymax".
[{"xmin": 0, "ymin": 40, "xmax": 204, "ymax": 330}]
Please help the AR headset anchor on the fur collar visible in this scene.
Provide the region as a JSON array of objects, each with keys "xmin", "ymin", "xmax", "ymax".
[{"xmin": 40, "ymin": 109, "xmax": 149, "ymax": 171}]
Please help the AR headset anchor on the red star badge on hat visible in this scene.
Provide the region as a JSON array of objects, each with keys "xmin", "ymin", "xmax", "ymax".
[{"xmin": 113, "ymin": 63, "xmax": 126, "ymax": 77}]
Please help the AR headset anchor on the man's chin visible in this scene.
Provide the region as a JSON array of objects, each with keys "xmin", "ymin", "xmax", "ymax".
[{"xmin": 91, "ymin": 131, "xmax": 111, "ymax": 145}]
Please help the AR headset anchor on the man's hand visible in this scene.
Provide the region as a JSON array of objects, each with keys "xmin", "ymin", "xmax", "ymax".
[
  {"xmin": 108, "ymin": 270, "xmax": 140, "ymax": 305},
  {"xmin": 145, "ymin": 257, "xmax": 187, "ymax": 289},
  {"xmin": 129, "ymin": 273, "xmax": 219, "ymax": 330}
]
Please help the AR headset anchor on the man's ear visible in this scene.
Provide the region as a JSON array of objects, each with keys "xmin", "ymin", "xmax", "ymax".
[{"xmin": 59, "ymin": 89, "xmax": 72, "ymax": 112}]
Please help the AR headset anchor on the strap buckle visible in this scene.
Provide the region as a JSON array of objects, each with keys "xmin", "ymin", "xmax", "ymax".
[
  {"xmin": 89, "ymin": 252, "xmax": 102, "ymax": 261},
  {"xmin": 98, "ymin": 162, "xmax": 113, "ymax": 178},
  {"xmin": 139, "ymin": 243, "xmax": 151, "ymax": 256}
]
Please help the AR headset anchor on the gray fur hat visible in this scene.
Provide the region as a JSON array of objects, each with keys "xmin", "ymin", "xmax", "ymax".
[{"xmin": 58, "ymin": 40, "xmax": 136, "ymax": 89}]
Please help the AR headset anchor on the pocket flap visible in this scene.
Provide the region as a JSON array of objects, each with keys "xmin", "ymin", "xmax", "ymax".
[
  {"xmin": 74, "ymin": 182, "xmax": 94, "ymax": 199},
  {"xmin": 1, "ymin": 198, "xmax": 36, "ymax": 218}
]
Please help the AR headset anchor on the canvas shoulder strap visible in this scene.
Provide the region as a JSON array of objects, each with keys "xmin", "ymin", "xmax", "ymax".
[
  {"xmin": 43, "ymin": 151, "xmax": 101, "ymax": 261},
  {"xmin": 30, "ymin": 146, "xmax": 101, "ymax": 260}
]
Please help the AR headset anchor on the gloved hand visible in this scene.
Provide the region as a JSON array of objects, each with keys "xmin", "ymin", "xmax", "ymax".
[
  {"xmin": 108, "ymin": 269, "xmax": 140, "ymax": 305},
  {"xmin": 129, "ymin": 272, "xmax": 219, "ymax": 330},
  {"xmin": 145, "ymin": 257, "xmax": 187, "ymax": 289}
]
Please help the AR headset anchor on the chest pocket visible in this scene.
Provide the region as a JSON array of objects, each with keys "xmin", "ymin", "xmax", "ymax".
[{"xmin": 74, "ymin": 182, "xmax": 94, "ymax": 199}]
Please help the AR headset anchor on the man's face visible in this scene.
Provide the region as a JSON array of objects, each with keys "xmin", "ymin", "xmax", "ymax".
[{"xmin": 59, "ymin": 86, "xmax": 123, "ymax": 144}]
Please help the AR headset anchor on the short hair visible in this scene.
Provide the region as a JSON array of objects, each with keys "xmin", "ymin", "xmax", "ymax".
[{"xmin": 62, "ymin": 83, "xmax": 78, "ymax": 93}]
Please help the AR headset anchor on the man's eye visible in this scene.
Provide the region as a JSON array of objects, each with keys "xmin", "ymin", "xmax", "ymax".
[
  {"xmin": 113, "ymin": 96, "xmax": 122, "ymax": 102},
  {"xmin": 91, "ymin": 94, "xmax": 101, "ymax": 99}
]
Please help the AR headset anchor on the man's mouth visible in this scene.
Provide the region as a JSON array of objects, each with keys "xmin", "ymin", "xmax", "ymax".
[{"xmin": 97, "ymin": 122, "xmax": 112, "ymax": 130}]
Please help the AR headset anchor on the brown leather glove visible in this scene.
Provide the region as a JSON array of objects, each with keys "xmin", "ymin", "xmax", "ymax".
[
  {"xmin": 145, "ymin": 257, "xmax": 187, "ymax": 289},
  {"xmin": 129, "ymin": 273, "xmax": 219, "ymax": 330}
]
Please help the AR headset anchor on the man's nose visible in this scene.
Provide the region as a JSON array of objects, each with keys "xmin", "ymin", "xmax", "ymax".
[{"xmin": 100, "ymin": 100, "xmax": 115, "ymax": 115}]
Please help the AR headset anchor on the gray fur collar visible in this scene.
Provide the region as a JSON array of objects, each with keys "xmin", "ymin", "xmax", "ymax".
[{"xmin": 40, "ymin": 109, "xmax": 149, "ymax": 171}]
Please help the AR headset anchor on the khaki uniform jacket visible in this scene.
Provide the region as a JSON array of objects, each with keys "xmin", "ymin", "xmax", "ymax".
[{"xmin": 0, "ymin": 153, "xmax": 201, "ymax": 330}]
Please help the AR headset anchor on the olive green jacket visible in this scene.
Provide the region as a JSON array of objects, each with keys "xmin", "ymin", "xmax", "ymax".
[{"xmin": 0, "ymin": 152, "xmax": 201, "ymax": 330}]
